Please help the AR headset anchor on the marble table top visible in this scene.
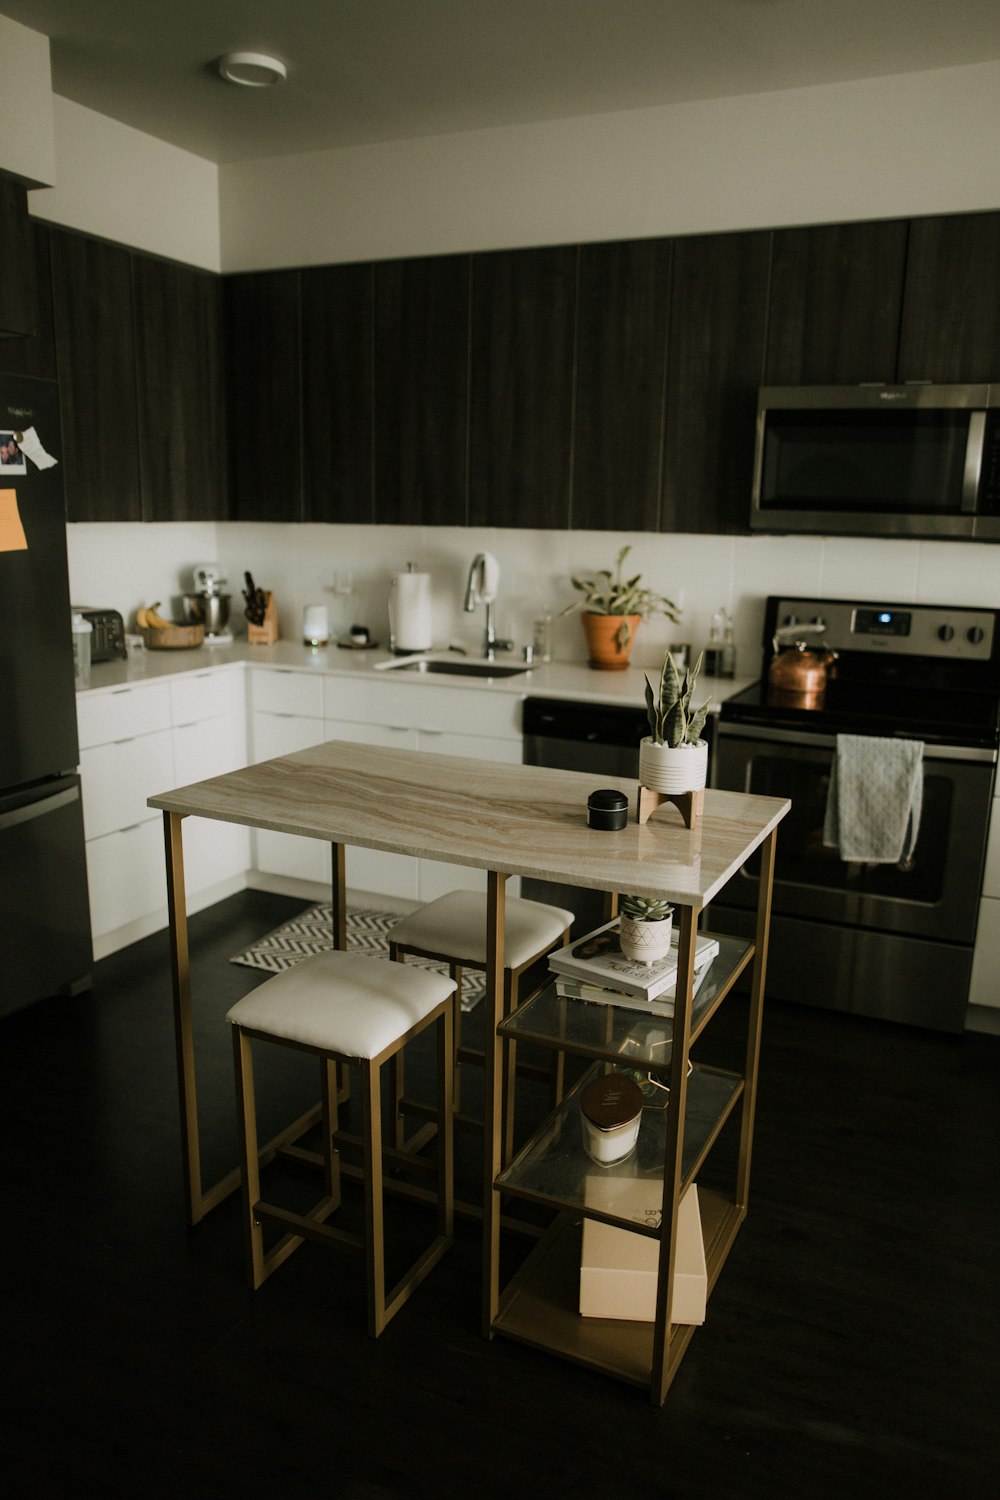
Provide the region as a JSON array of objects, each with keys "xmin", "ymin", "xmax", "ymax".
[{"xmin": 149, "ymin": 739, "xmax": 789, "ymax": 909}]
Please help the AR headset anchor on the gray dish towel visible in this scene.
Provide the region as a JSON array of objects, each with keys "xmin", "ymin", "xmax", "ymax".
[{"xmin": 823, "ymin": 734, "xmax": 924, "ymax": 864}]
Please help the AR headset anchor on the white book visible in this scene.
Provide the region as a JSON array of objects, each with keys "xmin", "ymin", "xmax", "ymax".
[
  {"xmin": 548, "ymin": 917, "xmax": 719, "ymax": 1000},
  {"xmin": 554, "ymin": 955, "xmax": 715, "ymax": 1016}
]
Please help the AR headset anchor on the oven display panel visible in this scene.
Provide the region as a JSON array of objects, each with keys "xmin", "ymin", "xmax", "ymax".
[{"xmin": 853, "ymin": 608, "xmax": 912, "ymax": 638}]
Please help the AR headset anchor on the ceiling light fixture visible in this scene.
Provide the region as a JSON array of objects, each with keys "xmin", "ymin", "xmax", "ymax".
[{"xmin": 217, "ymin": 51, "xmax": 287, "ymax": 87}]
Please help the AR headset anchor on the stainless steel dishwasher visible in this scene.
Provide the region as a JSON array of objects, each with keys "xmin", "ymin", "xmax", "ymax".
[{"xmin": 521, "ymin": 695, "xmax": 651, "ymax": 934}]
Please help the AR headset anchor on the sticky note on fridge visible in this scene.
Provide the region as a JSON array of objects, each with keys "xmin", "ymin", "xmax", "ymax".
[
  {"xmin": 16, "ymin": 426, "xmax": 58, "ymax": 470},
  {"xmin": 0, "ymin": 489, "xmax": 28, "ymax": 551}
]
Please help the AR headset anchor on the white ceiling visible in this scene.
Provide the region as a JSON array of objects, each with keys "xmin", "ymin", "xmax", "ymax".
[{"xmin": 4, "ymin": 0, "xmax": 1000, "ymax": 165}]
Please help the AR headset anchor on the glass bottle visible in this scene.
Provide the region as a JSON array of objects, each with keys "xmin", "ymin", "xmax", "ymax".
[
  {"xmin": 704, "ymin": 609, "xmax": 724, "ymax": 676},
  {"xmin": 719, "ymin": 610, "xmax": 736, "ymax": 678},
  {"xmin": 532, "ymin": 612, "xmax": 553, "ymax": 664}
]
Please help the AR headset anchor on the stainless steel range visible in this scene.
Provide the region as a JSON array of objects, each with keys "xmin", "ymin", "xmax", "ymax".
[{"xmin": 712, "ymin": 596, "xmax": 1000, "ymax": 1032}]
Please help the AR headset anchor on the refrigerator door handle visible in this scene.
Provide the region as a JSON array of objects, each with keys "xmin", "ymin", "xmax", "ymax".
[{"xmin": 0, "ymin": 783, "xmax": 81, "ymax": 833}]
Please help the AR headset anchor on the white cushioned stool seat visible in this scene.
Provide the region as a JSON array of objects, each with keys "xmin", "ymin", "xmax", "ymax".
[
  {"xmin": 227, "ymin": 947, "xmax": 455, "ymax": 1338},
  {"xmin": 227, "ymin": 949, "xmax": 456, "ymax": 1058},
  {"xmin": 388, "ymin": 892, "xmax": 574, "ymax": 970}
]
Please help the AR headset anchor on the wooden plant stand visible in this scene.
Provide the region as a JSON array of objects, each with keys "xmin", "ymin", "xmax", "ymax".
[{"xmin": 636, "ymin": 785, "xmax": 704, "ymax": 829}]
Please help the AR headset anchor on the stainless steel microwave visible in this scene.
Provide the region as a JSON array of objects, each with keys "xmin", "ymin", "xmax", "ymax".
[{"xmin": 751, "ymin": 384, "xmax": 1000, "ymax": 540}]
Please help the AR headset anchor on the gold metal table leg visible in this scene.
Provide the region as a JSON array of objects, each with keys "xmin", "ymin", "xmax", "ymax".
[{"xmin": 481, "ymin": 868, "xmax": 508, "ymax": 1338}]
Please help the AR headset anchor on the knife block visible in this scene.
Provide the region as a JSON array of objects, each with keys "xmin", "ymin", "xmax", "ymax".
[{"xmin": 248, "ymin": 592, "xmax": 279, "ymax": 644}]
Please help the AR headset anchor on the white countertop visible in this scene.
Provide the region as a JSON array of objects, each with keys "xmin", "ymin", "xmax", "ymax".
[{"xmin": 81, "ymin": 637, "xmax": 756, "ymax": 712}]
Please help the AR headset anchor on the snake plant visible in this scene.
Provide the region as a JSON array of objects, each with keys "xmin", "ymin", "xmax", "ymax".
[{"xmin": 644, "ymin": 648, "xmax": 710, "ymax": 748}]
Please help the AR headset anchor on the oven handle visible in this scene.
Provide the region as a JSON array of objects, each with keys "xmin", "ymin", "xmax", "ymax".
[{"xmin": 716, "ymin": 719, "xmax": 998, "ymax": 764}]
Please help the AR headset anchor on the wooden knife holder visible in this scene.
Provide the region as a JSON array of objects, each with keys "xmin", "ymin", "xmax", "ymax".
[{"xmin": 248, "ymin": 592, "xmax": 279, "ymax": 644}]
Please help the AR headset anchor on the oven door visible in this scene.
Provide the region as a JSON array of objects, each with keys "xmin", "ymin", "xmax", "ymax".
[{"xmin": 713, "ymin": 724, "xmax": 993, "ymax": 942}]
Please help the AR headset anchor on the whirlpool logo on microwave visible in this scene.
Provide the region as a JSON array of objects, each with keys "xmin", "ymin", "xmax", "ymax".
[{"xmin": 878, "ymin": 390, "xmax": 909, "ymax": 401}]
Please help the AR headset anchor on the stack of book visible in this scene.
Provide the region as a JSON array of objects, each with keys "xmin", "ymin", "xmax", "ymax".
[{"xmin": 548, "ymin": 917, "xmax": 719, "ymax": 1017}]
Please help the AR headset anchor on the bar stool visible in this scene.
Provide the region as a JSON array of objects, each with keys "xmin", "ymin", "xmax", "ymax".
[
  {"xmin": 388, "ymin": 890, "xmax": 574, "ymax": 1157},
  {"xmin": 227, "ymin": 949, "xmax": 455, "ymax": 1338}
]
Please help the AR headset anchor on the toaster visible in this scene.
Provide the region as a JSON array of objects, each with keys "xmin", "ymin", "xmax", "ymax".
[{"xmin": 76, "ymin": 608, "xmax": 127, "ymax": 662}]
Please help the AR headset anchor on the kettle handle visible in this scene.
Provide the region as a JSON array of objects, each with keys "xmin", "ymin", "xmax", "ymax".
[{"xmin": 772, "ymin": 620, "xmax": 827, "ymax": 653}]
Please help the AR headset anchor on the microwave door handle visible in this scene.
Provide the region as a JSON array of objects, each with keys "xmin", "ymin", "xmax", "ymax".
[{"xmin": 962, "ymin": 410, "xmax": 986, "ymax": 513}]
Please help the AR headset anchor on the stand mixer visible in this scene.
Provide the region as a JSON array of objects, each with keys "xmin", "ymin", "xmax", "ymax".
[{"xmin": 181, "ymin": 563, "xmax": 233, "ymax": 644}]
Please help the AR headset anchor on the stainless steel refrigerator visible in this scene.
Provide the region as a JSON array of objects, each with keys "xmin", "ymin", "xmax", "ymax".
[{"xmin": 0, "ymin": 374, "xmax": 92, "ymax": 1018}]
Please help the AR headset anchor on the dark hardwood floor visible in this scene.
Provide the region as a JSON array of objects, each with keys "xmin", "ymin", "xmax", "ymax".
[{"xmin": 2, "ymin": 888, "xmax": 998, "ymax": 1498}]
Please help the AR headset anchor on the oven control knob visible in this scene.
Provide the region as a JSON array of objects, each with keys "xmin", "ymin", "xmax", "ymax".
[
  {"xmin": 967, "ymin": 626, "xmax": 985, "ymax": 645},
  {"xmin": 937, "ymin": 624, "xmax": 955, "ymax": 642}
]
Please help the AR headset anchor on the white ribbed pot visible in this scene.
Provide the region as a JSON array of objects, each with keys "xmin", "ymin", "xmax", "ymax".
[
  {"xmin": 619, "ymin": 911, "xmax": 673, "ymax": 964},
  {"xmin": 639, "ymin": 737, "xmax": 709, "ymax": 794}
]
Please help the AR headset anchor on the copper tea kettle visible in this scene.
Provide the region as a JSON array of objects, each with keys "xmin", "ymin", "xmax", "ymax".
[{"xmin": 768, "ymin": 621, "xmax": 839, "ymax": 702}]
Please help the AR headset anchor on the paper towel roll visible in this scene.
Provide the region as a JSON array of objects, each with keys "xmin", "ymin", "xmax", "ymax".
[{"xmin": 389, "ymin": 570, "xmax": 433, "ymax": 653}]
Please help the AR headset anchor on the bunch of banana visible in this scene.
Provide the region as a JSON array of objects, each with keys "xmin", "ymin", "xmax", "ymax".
[{"xmin": 136, "ymin": 603, "xmax": 173, "ymax": 630}]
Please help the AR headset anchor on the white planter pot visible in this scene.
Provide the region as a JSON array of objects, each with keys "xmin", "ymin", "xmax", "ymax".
[
  {"xmin": 619, "ymin": 910, "xmax": 673, "ymax": 964},
  {"xmin": 639, "ymin": 737, "xmax": 709, "ymax": 795}
]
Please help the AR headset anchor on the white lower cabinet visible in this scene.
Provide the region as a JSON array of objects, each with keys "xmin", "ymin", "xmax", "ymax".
[
  {"xmin": 322, "ymin": 717, "xmax": 420, "ymax": 899},
  {"xmin": 79, "ymin": 666, "xmax": 250, "ymax": 957},
  {"xmin": 250, "ymin": 708, "xmax": 330, "ymax": 885},
  {"xmin": 414, "ymin": 729, "xmax": 522, "ymax": 901}
]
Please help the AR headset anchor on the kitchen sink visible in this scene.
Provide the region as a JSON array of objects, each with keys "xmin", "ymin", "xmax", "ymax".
[{"xmin": 397, "ymin": 659, "xmax": 530, "ymax": 678}]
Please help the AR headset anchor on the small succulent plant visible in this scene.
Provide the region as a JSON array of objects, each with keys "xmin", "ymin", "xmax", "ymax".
[
  {"xmin": 620, "ymin": 894, "xmax": 673, "ymax": 922},
  {"xmin": 644, "ymin": 648, "xmax": 710, "ymax": 748}
]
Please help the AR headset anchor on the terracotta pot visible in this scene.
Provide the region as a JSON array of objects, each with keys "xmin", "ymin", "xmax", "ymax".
[
  {"xmin": 639, "ymin": 737, "xmax": 709, "ymax": 794},
  {"xmin": 582, "ymin": 613, "xmax": 641, "ymax": 671}
]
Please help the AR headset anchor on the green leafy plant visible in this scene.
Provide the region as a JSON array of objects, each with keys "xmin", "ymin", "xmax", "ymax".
[
  {"xmin": 619, "ymin": 895, "xmax": 673, "ymax": 922},
  {"xmin": 559, "ymin": 546, "xmax": 679, "ymax": 649},
  {"xmin": 644, "ymin": 649, "xmax": 710, "ymax": 747}
]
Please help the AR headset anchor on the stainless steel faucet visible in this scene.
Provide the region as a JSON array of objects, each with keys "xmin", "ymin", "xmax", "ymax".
[{"xmin": 464, "ymin": 552, "xmax": 512, "ymax": 661}]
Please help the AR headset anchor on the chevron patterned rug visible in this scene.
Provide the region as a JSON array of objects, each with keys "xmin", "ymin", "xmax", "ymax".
[{"xmin": 230, "ymin": 903, "xmax": 485, "ymax": 1011}]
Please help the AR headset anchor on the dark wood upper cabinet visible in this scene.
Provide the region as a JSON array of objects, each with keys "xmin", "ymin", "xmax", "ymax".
[
  {"xmin": 0, "ymin": 177, "xmax": 36, "ymax": 340},
  {"xmin": 662, "ymin": 230, "xmax": 770, "ymax": 534},
  {"xmin": 373, "ymin": 255, "xmax": 469, "ymax": 526},
  {"xmin": 132, "ymin": 257, "xmax": 227, "ymax": 521},
  {"xmin": 224, "ymin": 270, "xmax": 302, "ymax": 522},
  {"xmin": 765, "ymin": 220, "xmax": 908, "ymax": 386},
  {"xmin": 573, "ymin": 239, "xmax": 671, "ymax": 531},
  {"xmin": 469, "ymin": 246, "xmax": 577, "ymax": 530},
  {"xmin": 49, "ymin": 229, "xmax": 141, "ymax": 522},
  {"xmin": 0, "ymin": 221, "xmax": 56, "ymax": 379},
  {"xmin": 898, "ymin": 211, "xmax": 1000, "ymax": 384},
  {"xmin": 301, "ymin": 262, "xmax": 373, "ymax": 523}
]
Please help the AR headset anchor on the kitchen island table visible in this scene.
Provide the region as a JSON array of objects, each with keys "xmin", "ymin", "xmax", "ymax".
[{"xmin": 149, "ymin": 739, "xmax": 787, "ymax": 1403}]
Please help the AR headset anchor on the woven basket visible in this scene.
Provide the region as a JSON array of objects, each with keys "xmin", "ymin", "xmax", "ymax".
[{"xmin": 141, "ymin": 623, "xmax": 205, "ymax": 650}]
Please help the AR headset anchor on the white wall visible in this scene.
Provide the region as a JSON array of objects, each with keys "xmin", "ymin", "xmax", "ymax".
[
  {"xmin": 28, "ymin": 98, "xmax": 220, "ymax": 271},
  {"xmin": 218, "ymin": 60, "xmax": 1000, "ymax": 271},
  {"xmin": 65, "ymin": 521, "xmax": 1000, "ymax": 678},
  {"xmin": 0, "ymin": 15, "xmax": 55, "ymax": 186}
]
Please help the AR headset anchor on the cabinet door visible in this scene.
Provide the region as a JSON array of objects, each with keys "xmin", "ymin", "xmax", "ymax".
[
  {"xmin": 79, "ymin": 728, "xmax": 174, "ymax": 841},
  {"xmin": 133, "ymin": 257, "xmax": 227, "ymax": 520},
  {"xmin": 302, "ymin": 262, "xmax": 373, "ymax": 522},
  {"xmin": 898, "ymin": 212, "xmax": 1000, "ymax": 384},
  {"xmin": 86, "ymin": 819, "xmax": 167, "ymax": 944},
  {"xmin": 0, "ymin": 176, "xmax": 36, "ymax": 339},
  {"xmin": 225, "ymin": 270, "xmax": 302, "ymax": 521},
  {"xmin": 373, "ymin": 255, "xmax": 469, "ymax": 525},
  {"xmin": 250, "ymin": 711, "xmax": 328, "ymax": 882},
  {"xmin": 573, "ymin": 239, "xmax": 671, "ymax": 532},
  {"xmin": 662, "ymin": 230, "xmax": 770, "ymax": 534},
  {"xmin": 765, "ymin": 220, "xmax": 907, "ymax": 386},
  {"xmin": 0, "ymin": 221, "xmax": 56, "ymax": 379},
  {"xmin": 323, "ymin": 717, "xmax": 420, "ymax": 900},
  {"xmin": 50, "ymin": 229, "xmax": 141, "ymax": 521},
  {"xmin": 469, "ymin": 246, "xmax": 576, "ymax": 530},
  {"xmin": 173, "ymin": 715, "xmax": 250, "ymax": 894}
]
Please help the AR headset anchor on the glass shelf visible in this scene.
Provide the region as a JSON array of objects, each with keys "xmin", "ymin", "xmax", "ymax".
[
  {"xmin": 500, "ymin": 932, "xmax": 752, "ymax": 1069},
  {"xmin": 497, "ymin": 1062, "xmax": 743, "ymax": 1229}
]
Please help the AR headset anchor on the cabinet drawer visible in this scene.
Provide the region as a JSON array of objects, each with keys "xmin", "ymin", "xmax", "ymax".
[
  {"xmin": 86, "ymin": 819, "xmax": 167, "ymax": 938},
  {"xmin": 80, "ymin": 728, "xmax": 174, "ymax": 840},
  {"xmin": 324, "ymin": 677, "xmax": 521, "ymax": 738},
  {"xmin": 76, "ymin": 681, "xmax": 171, "ymax": 749},
  {"xmin": 417, "ymin": 728, "xmax": 523, "ymax": 764},
  {"xmin": 251, "ymin": 668, "xmax": 324, "ymax": 718},
  {"xmin": 173, "ymin": 715, "xmax": 247, "ymax": 786},
  {"xmin": 170, "ymin": 666, "xmax": 245, "ymax": 725},
  {"xmin": 251, "ymin": 711, "xmax": 329, "ymax": 764}
]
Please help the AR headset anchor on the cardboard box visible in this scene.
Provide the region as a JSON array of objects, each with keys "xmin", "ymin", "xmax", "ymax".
[{"xmin": 579, "ymin": 1179, "xmax": 707, "ymax": 1324}]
